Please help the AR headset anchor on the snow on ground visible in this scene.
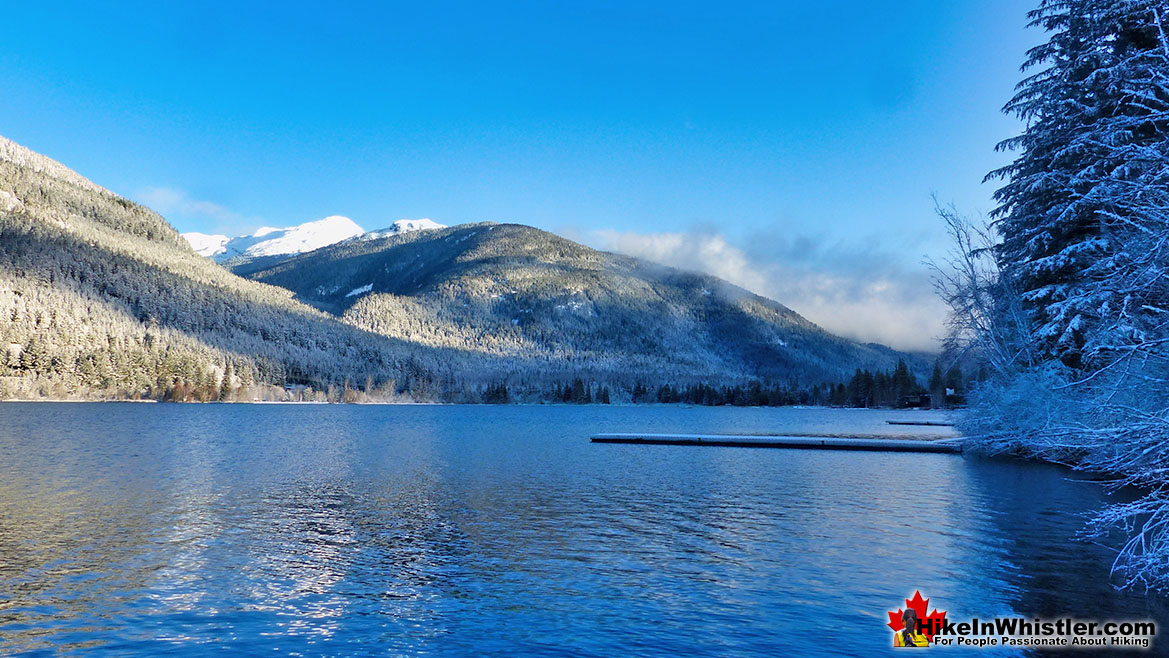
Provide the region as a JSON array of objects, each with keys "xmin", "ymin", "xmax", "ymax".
[
  {"xmin": 0, "ymin": 189, "xmax": 24, "ymax": 213},
  {"xmin": 182, "ymin": 216, "xmax": 448, "ymax": 262},
  {"xmin": 345, "ymin": 283, "xmax": 373, "ymax": 298},
  {"xmin": 360, "ymin": 218, "xmax": 446, "ymax": 240},
  {"xmin": 182, "ymin": 216, "xmax": 365, "ymax": 262},
  {"xmin": 181, "ymin": 231, "xmax": 231, "ymax": 257}
]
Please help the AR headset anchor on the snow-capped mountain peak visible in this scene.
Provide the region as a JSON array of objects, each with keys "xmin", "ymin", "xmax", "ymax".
[
  {"xmin": 183, "ymin": 232, "xmax": 231, "ymax": 258},
  {"xmin": 361, "ymin": 218, "xmax": 446, "ymax": 240},
  {"xmin": 182, "ymin": 215, "xmax": 365, "ymax": 263}
]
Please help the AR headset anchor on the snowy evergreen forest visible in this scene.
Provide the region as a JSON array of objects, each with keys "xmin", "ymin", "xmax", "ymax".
[{"xmin": 936, "ymin": 0, "xmax": 1169, "ymax": 588}]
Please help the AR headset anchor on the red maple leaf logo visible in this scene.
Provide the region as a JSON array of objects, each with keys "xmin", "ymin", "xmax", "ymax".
[{"xmin": 887, "ymin": 590, "xmax": 947, "ymax": 641}]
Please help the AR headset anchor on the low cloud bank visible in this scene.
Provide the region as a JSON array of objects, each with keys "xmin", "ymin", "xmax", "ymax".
[{"xmin": 589, "ymin": 227, "xmax": 946, "ymax": 354}]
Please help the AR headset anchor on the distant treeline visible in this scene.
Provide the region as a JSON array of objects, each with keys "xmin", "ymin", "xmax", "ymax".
[
  {"xmin": 467, "ymin": 359, "xmax": 964, "ymax": 409},
  {"xmin": 50, "ymin": 357, "xmax": 964, "ymax": 408}
]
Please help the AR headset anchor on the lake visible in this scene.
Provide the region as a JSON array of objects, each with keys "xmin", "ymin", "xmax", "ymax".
[{"xmin": 0, "ymin": 403, "xmax": 1164, "ymax": 656}]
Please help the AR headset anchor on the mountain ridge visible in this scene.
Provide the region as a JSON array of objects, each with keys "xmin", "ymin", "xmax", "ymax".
[
  {"xmin": 244, "ymin": 221, "xmax": 928, "ymax": 384},
  {"xmin": 181, "ymin": 216, "xmax": 448, "ymax": 263},
  {"xmin": 181, "ymin": 215, "xmax": 364, "ymax": 262}
]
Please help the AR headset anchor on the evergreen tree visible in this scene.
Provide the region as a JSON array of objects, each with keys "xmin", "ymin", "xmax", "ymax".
[
  {"xmin": 931, "ymin": 0, "xmax": 1169, "ymax": 586},
  {"xmin": 892, "ymin": 359, "xmax": 913, "ymax": 406},
  {"xmin": 928, "ymin": 361, "xmax": 945, "ymax": 406},
  {"xmin": 483, "ymin": 381, "xmax": 509, "ymax": 403},
  {"xmin": 571, "ymin": 378, "xmax": 586, "ymax": 403},
  {"xmin": 988, "ymin": 0, "xmax": 1169, "ymax": 368},
  {"xmin": 219, "ymin": 361, "xmax": 234, "ymax": 401}
]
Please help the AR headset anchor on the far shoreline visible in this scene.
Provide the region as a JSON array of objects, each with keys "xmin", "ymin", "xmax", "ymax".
[{"xmin": 0, "ymin": 398, "xmax": 960, "ymax": 414}]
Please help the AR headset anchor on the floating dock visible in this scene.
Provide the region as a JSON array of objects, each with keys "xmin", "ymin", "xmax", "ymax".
[
  {"xmin": 590, "ymin": 433, "xmax": 963, "ymax": 454},
  {"xmin": 886, "ymin": 420, "xmax": 955, "ymax": 427}
]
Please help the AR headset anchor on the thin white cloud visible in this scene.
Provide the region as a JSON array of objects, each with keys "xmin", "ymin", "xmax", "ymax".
[
  {"xmin": 588, "ymin": 227, "xmax": 946, "ymax": 353},
  {"xmin": 134, "ymin": 186, "xmax": 262, "ymax": 234}
]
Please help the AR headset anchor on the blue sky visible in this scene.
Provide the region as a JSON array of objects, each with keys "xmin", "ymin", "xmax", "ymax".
[{"xmin": 0, "ymin": 1, "xmax": 1037, "ymax": 351}]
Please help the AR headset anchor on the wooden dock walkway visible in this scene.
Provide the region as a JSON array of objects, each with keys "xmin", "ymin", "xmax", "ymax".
[
  {"xmin": 886, "ymin": 420, "xmax": 955, "ymax": 427},
  {"xmin": 590, "ymin": 433, "xmax": 963, "ymax": 454}
]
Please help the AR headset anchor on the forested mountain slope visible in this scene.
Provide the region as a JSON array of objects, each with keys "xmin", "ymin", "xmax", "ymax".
[
  {"xmin": 245, "ymin": 222, "xmax": 925, "ymax": 385},
  {"xmin": 0, "ymin": 135, "xmax": 458, "ymax": 399}
]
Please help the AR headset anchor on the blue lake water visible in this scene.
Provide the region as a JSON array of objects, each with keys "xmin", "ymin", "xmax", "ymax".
[{"xmin": 0, "ymin": 403, "xmax": 1164, "ymax": 656}]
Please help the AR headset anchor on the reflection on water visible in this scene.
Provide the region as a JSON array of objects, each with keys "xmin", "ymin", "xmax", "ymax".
[{"xmin": 0, "ymin": 404, "xmax": 1164, "ymax": 656}]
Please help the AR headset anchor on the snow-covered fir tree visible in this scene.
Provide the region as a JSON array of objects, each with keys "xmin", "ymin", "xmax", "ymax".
[
  {"xmin": 942, "ymin": 0, "xmax": 1169, "ymax": 589},
  {"xmin": 988, "ymin": 0, "xmax": 1169, "ymax": 368}
]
